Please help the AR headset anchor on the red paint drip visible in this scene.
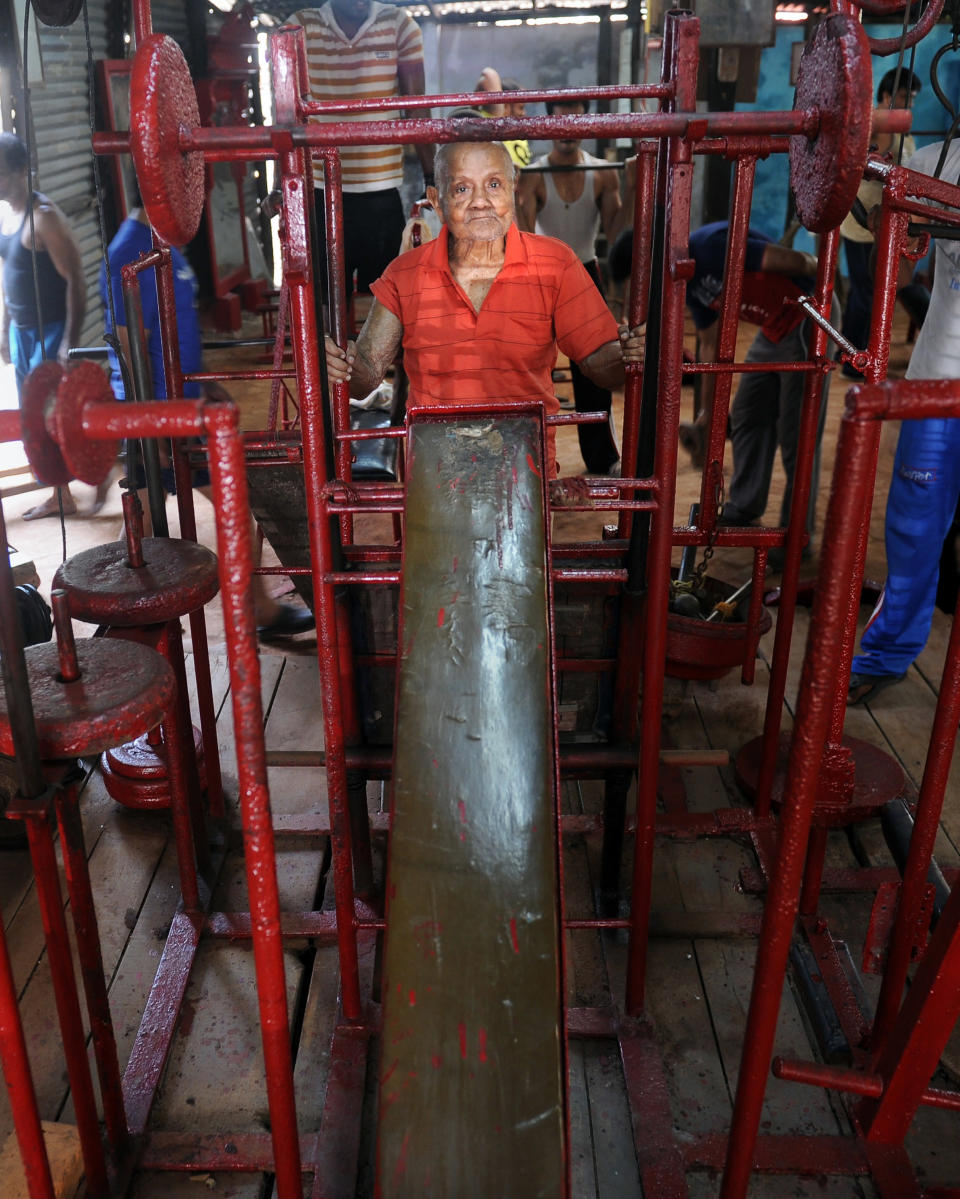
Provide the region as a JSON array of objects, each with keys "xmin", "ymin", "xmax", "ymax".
[
  {"xmin": 437, "ymin": 607, "xmax": 445, "ymax": 627},
  {"xmin": 458, "ymin": 1021, "xmax": 467, "ymax": 1060},
  {"xmin": 478, "ymin": 1027, "xmax": 488, "ymax": 1063},
  {"xmin": 452, "ymin": 556, "xmax": 458, "ymax": 571},
  {"xmin": 458, "ymin": 800, "xmax": 467, "ymax": 824},
  {"xmin": 381, "ymin": 1057, "xmax": 399, "ymax": 1087},
  {"xmin": 431, "ymin": 1053, "xmax": 442, "ymax": 1070},
  {"xmin": 509, "ymin": 917, "xmax": 520, "ymax": 955},
  {"xmin": 409, "ymin": 989, "xmax": 416, "ymax": 1007},
  {"xmin": 526, "ymin": 452, "xmax": 541, "ymax": 477}
]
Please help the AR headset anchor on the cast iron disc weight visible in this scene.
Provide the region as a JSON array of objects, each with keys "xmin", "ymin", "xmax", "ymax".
[
  {"xmin": 54, "ymin": 537, "xmax": 220, "ymax": 625},
  {"xmin": 789, "ymin": 13, "xmax": 873, "ymax": 234},
  {"xmin": 50, "ymin": 362, "xmax": 120, "ymax": 485},
  {"xmin": 20, "ymin": 361, "xmax": 71, "ymax": 486},
  {"xmin": 0, "ymin": 639, "xmax": 175, "ymax": 759},
  {"xmin": 130, "ymin": 34, "xmax": 204, "ymax": 247},
  {"xmin": 31, "ymin": 0, "xmax": 83, "ymax": 26}
]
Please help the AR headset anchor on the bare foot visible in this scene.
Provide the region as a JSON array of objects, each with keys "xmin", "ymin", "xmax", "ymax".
[{"xmin": 22, "ymin": 493, "xmax": 77, "ymax": 520}]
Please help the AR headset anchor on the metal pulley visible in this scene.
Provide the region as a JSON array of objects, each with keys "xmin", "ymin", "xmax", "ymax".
[
  {"xmin": 19, "ymin": 360, "xmax": 119, "ymax": 488},
  {"xmin": 789, "ymin": 13, "xmax": 873, "ymax": 234},
  {"xmin": 30, "ymin": 0, "xmax": 83, "ymax": 27}
]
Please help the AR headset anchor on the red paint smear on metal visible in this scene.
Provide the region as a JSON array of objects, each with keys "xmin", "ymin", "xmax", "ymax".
[
  {"xmin": 478, "ymin": 1027, "xmax": 488, "ymax": 1063},
  {"xmin": 526, "ymin": 452, "xmax": 541, "ymax": 477},
  {"xmin": 509, "ymin": 917, "xmax": 520, "ymax": 955},
  {"xmin": 431, "ymin": 1054, "xmax": 442, "ymax": 1070},
  {"xmin": 452, "ymin": 556, "xmax": 458, "ymax": 572},
  {"xmin": 393, "ymin": 1130, "xmax": 412, "ymax": 1184},
  {"xmin": 458, "ymin": 1021, "xmax": 467, "ymax": 1060},
  {"xmin": 458, "ymin": 800, "xmax": 467, "ymax": 824},
  {"xmin": 381, "ymin": 1057, "xmax": 399, "ymax": 1087},
  {"xmin": 437, "ymin": 607, "xmax": 445, "ymax": 628},
  {"xmin": 409, "ymin": 989, "xmax": 416, "ymax": 1007}
]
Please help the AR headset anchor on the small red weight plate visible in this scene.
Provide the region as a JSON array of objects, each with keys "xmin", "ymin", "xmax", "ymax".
[
  {"xmin": 789, "ymin": 13, "xmax": 873, "ymax": 235},
  {"xmin": 31, "ymin": 0, "xmax": 83, "ymax": 25},
  {"xmin": 129, "ymin": 34, "xmax": 204, "ymax": 247},
  {"xmin": 50, "ymin": 362, "xmax": 119, "ymax": 485},
  {"xmin": 20, "ymin": 361, "xmax": 70, "ymax": 486}
]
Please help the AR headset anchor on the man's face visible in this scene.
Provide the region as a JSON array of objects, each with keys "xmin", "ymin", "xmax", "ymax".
[
  {"xmin": 505, "ymin": 98, "xmax": 526, "ymax": 120},
  {"xmin": 331, "ymin": 0, "xmax": 371, "ymax": 25},
  {"xmin": 551, "ymin": 101, "xmax": 586, "ymax": 156},
  {"xmin": 880, "ymin": 87, "xmax": 913, "ymax": 110},
  {"xmin": 434, "ymin": 144, "xmax": 516, "ymax": 244}
]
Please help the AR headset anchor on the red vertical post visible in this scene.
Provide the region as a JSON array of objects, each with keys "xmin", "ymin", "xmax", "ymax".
[
  {"xmin": 0, "ymin": 904, "xmax": 56, "ymax": 1199},
  {"xmin": 270, "ymin": 27, "xmax": 362, "ymax": 1016},
  {"xmin": 25, "ymin": 817, "xmax": 110, "ymax": 1197},
  {"xmin": 53, "ymin": 786, "xmax": 129, "ymax": 1153},
  {"xmin": 625, "ymin": 7, "xmax": 699, "ymax": 1014},
  {"xmin": 696, "ymin": 153, "xmax": 757, "ymax": 533},
  {"xmin": 753, "ymin": 227, "xmax": 841, "ymax": 818},
  {"xmin": 720, "ymin": 409, "xmax": 877, "ymax": 1197},
  {"xmin": 872, "ymin": 591, "xmax": 960, "ymax": 1043},
  {"xmin": 204, "ymin": 401, "xmax": 304, "ymax": 1198},
  {"xmin": 154, "ymin": 248, "xmax": 225, "ymax": 821}
]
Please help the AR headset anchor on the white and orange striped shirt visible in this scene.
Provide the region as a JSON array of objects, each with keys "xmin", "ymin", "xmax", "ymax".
[{"xmin": 291, "ymin": 2, "xmax": 424, "ymax": 192}]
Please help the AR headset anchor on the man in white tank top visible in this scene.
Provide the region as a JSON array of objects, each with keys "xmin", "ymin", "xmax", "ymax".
[{"xmin": 518, "ymin": 101, "xmax": 622, "ymax": 475}]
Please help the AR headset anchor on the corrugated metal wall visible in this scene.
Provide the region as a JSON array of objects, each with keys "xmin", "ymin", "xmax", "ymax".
[{"xmin": 27, "ymin": 7, "xmax": 110, "ymax": 349}]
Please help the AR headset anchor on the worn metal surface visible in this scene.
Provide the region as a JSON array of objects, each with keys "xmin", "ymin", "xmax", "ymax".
[
  {"xmin": 0, "ymin": 640, "xmax": 174, "ymax": 759},
  {"xmin": 54, "ymin": 537, "xmax": 220, "ymax": 626},
  {"xmin": 52, "ymin": 363, "xmax": 120, "ymax": 485},
  {"xmin": 377, "ymin": 414, "xmax": 565, "ymax": 1197},
  {"xmin": 129, "ymin": 34, "xmax": 204, "ymax": 247},
  {"xmin": 20, "ymin": 361, "xmax": 71, "ymax": 487},
  {"xmin": 789, "ymin": 14, "xmax": 872, "ymax": 234}
]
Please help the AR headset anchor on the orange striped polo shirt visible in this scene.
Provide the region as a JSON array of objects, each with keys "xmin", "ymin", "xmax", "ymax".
[
  {"xmin": 370, "ymin": 223, "xmax": 620, "ymax": 474},
  {"xmin": 292, "ymin": 2, "xmax": 424, "ymax": 192}
]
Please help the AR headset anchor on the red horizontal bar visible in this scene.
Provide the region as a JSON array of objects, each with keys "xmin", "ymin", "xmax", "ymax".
[
  {"xmin": 299, "ymin": 82, "xmax": 672, "ymax": 116},
  {"xmin": 774, "ymin": 1057, "xmax": 960, "ymax": 1112}
]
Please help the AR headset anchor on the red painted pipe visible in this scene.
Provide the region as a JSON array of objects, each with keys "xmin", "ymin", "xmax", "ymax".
[
  {"xmin": 626, "ymin": 8, "xmax": 699, "ymax": 1014},
  {"xmin": 203, "ymin": 400, "xmax": 304, "ymax": 1197}
]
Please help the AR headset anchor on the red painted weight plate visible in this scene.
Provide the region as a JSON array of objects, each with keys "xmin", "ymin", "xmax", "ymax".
[
  {"xmin": 129, "ymin": 34, "xmax": 204, "ymax": 247},
  {"xmin": 31, "ymin": 0, "xmax": 83, "ymax": 26},
  {"xmin": 50, "ymin": 361, "xmax": 119, "ymax": 485},
  {"xmin": 54, "ymin": 537, "xmax": 220, "ymax": 626},
  {"xmin": 789, "ymin": 13, "xmax": 873, "ymax": 235},
  {"xmin": 0, "ymin": 639, "xmax": 174, "ymax": 759},
  {"xmin": 20, "ymin": 361, "xmax": 70, "ymax": 486}
]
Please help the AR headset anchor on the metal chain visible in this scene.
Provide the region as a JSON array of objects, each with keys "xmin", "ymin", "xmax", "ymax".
[{"xmin": 691, "ymin": 473, "xmax": 724, "ymax": 591}]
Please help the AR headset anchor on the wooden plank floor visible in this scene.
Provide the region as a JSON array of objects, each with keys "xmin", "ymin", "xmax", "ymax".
[
  {"xmin": 2, "ymin": 600, "xmax": 959, "ymax": 1197},
  {"xmin": 3, "ymin": 313, "xmax": 959, "ymax": 1195}
]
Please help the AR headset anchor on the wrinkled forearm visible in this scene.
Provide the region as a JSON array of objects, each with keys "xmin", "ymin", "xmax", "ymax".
[{"xmin": 580, "ymin": 340, "xmax": 626, "ymax": 391}]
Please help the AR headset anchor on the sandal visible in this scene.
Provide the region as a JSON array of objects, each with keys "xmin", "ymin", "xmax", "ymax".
[{"xmin": 848, "ymin": 670, "xmax": 906, "ymax": 707}]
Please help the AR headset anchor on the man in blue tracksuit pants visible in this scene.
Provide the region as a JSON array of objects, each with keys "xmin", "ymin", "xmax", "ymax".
[{"xmin": 850, "ymin": 137, "xmax": 960, "ymax": 703}]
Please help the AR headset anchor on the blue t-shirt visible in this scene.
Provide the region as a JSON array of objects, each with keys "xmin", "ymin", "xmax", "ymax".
[
  {"xmin": 99, "ymin": 215, "xmax": 202, "ymax": 400},
  {"xmin": 686, "ymin": 222, "xmax": 769, "ymax": 330}
]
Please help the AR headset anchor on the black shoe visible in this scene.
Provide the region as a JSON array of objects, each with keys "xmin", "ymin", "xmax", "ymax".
[
  {"xmin": 258, "ymin": 606, "xmax": 315, "ymax": 643},
  {"xmin": 848, "ymin": 670, "xmax": 906, "ymax": 706}
]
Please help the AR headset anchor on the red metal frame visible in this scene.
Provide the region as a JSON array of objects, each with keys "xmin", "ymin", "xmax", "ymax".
[{"xmin": 4, "ymin": 1, "xmax": 960, "ymax": 1196}]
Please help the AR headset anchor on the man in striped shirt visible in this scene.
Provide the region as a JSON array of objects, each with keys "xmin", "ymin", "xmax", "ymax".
[
  {"xmin": 323, "ymin": 140, "xmax": 644, "ymax": 478},
  {"xmin": 291, "ymin": 0, "xmax": 433, "ymax": 301}
]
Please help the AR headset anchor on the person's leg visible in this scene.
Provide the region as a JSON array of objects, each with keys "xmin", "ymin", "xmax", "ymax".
[
  {"xmin": 775, "ymin": 321, "xmax": 829, "ymax": 534},
  {"xmin": 853, "ymin": 416, "xmax": 960, "ymax": 679},
  {"xmin": 12, "ymin": 323, "xmax": 77, "ymax": 518},
  {"xmin": 571, "ymin": 260, "xmax": 619, "ymax": 474},
  {"xmin": 722, "ymin": 331, "xmax": 779, "ymax": 525},
  {"xmin": 348, "ymin": 190, "xmax": 406, "ymax": 297}
]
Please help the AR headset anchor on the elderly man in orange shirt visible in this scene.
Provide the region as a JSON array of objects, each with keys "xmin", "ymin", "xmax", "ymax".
[{"xmin": 324, "ymin": 140, "xmax": 643, "ymax": 477}]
